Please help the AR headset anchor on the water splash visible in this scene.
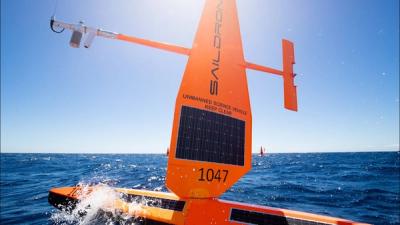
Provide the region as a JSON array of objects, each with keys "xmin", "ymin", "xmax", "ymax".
[{"xmin": 50, "ymin": 183, "xmax": 145, "ymax": 225}]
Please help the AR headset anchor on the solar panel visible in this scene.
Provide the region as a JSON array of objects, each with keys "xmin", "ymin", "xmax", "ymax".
[
  {"xmin": 230, "ymin": 208, "xmax": 332, "ymax": 225},
  {"xmin": 120, "ymin": 193, "xmax": 185, "ymax": 211},
  {"xmin": 175, "ymin": 106, "xmax": 245, "ymax": 166}
]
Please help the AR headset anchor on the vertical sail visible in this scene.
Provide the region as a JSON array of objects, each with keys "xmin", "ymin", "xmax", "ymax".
[{"xmin": 166, "ymin": 0, "xmax": 252, "ymax": 198}]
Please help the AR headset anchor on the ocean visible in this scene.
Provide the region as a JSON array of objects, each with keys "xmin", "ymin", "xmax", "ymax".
[{"xmin": 0, "ymin": 152, "xmax": 399, "ymax": 225}]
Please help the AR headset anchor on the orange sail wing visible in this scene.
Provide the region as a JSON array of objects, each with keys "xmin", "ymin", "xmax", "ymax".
[{"xmin": 166, "ymin": 0, "xmax": 252, "ymax": 198}]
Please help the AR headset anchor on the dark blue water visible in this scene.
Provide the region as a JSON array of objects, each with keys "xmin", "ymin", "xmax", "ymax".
[{"xmin": 1, "ymin": 152, "xmax": 399, "ymax": 225}]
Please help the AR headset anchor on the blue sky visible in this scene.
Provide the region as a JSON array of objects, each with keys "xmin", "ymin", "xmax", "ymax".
[{"xmin": 1, "ymin": 0, "xmax": 399, "ymax": 153}]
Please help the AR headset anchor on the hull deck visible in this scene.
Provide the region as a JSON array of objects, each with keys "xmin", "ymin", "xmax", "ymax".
[{"xmin": 49, "ymin": 186, "xmax": 369, "ymax": 225}]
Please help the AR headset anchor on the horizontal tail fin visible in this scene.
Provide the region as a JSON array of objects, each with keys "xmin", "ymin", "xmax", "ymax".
[{"xmin": 282, "ymin": 39, "xmax": 297, "ymax": 111}]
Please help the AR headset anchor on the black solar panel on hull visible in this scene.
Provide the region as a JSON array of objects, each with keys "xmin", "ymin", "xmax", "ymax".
[
  {"xmin": 230, "ymin": 208, "xmax": 332, "ymax": 225},
  {"xmin": 120, "ymin": 193, "xmax": 185, "ymax": 211},
  {"xmin": 175, "ymin": 105, "xmax": 245, "ymax": 166}
]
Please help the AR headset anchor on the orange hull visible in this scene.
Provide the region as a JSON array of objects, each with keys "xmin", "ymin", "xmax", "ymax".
[{"xmin": 48, "ymin": 186, "xmax": 370, "ymax": 225}]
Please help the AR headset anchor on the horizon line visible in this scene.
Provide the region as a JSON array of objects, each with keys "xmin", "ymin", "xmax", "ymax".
[{"xmin": 1, "ymin": 149, "xmax": 398, "ymax": 154}]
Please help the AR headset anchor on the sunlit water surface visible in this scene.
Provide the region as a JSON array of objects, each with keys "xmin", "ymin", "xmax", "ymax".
[{"xmin": 1, "ymin": 152, "xmax": 399, "ymax": 225}]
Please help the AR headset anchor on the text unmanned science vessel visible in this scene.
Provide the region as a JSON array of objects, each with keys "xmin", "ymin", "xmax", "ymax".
[{"xmin": 48, "ymin": 0, "xmax": 370, "ymax": 224}]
